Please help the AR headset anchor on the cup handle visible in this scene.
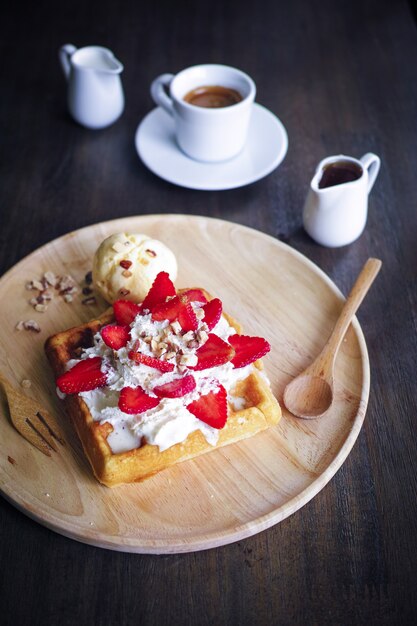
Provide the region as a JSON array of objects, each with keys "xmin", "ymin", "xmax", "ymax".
[
  {"xmin": 59, "ymin": 44, "xmax": 77, "ymax": 80},
  {"xmin": 360, "ymin": 153, "xmax": 381, "ymax": 193},
  {"xmin": 151, "ymin": 73, "xmax": 175, "ymax": 116}
]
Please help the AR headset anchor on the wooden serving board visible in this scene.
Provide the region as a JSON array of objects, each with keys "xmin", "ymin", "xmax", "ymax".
[{"xmin": 0, "ymin": 215, "xmax": 369, "ymax": 553}]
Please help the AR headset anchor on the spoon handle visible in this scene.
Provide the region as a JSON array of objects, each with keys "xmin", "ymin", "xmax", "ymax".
[{"xmin": 325, "ymin": 257, "xmax": 382, "ymax": 359}]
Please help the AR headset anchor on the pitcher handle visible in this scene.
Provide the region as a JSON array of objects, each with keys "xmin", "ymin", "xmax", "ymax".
[
  {"xmin": 360, "ymin": 153, "xmax": 381, "ymax": 193},
  {"xmin": 151, "ymin": 73, "xmax": 175, "ymax": 116},
  {"xmin": 59, "ymin": 44, "xmax": 77, "ymax": 80}
]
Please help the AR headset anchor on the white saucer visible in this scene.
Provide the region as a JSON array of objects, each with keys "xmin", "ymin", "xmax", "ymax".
[{"xmin": 135, "ymin": 103, "xmax": 288, "ymax": 190}]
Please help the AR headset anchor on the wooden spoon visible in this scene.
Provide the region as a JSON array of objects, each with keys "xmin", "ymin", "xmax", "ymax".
[{"xmin": 283, "ymin": 257, "xmax": 382, "ymax": 419}]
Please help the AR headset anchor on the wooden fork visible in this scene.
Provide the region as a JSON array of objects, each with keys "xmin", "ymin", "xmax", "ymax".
[{"xmin": 0, "ymin": 373, "xmax": 65, "ymax": 456}]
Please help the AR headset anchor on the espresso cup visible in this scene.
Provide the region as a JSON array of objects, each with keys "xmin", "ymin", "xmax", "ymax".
[{"xmin": 150, "ymin": 64, "xmax": 256, "ymax": 162}]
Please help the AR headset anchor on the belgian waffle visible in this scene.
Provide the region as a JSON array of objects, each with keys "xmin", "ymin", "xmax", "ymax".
[{"xmin": 45, "ymin": 292, "xmax": 281, "ymax": 487}]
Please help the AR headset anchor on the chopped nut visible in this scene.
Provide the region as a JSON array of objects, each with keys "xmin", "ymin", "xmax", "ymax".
[
  {"xmin": 143, "ymin": 336, "xmax": 152, "ymax": 344},
  {"xmin": 25, "ymin": 281, "xmax": 35, "ymax": 290},
  {"xmin": 180, "ymin": 354, "xmax": 198, "ymax": 367},
  {"xmin": 29, "ymin": 297, "xmax": 38, "ymax": 306},
  {"xmin": 82, "ymin": 296, "xmax": 97, "ymax": 305},
  {"xmin": 120, "ymin": 259, "xmax": 132, "ymax": 269},
  {"xmin": 119, "ymin": 288, "xmax": 130, "ymax": 296},
  {"xmin": 195, "ymin": 308, "xmax": 205, "ymax": 320},
  {"xmin": 43, "ymin": 271, "xmax": 57, "ymax": 287},
  {"xmin": 122, "ymin": 270, "xmax": 133, "ymax": 278},
  {"xmin": 15, "ymin": 321, "xmax": 25, "ymax": 331},
  {"xmin": 200, "ymin": 322, "xmax": 209, "ymax": 332},
  {"xmin": 23, "ymin": 320, "xmax": 41, "ymax": 333},
  {"xmin": 21, "ymin": 379, "xmax": 32, "ymax": 388},
  {"xmin": 139, "ymin": 258, "xmax": 149, "ymax": 266},
  {"xmin": 31, "ymin": 279, "xmax": 44, "ymax": 291},
  {"xmin": 197, "ymin": 330, "xmax": 209, "ymax": 344},
  {"xmin": 187, "ymin": 340, "xmax": 199, "ymax": 349},
  {"xmin": 57, "ymin": 275, "xmax": 77, "ymax": 294},
  {"xmin": 112, "ymin": 242, "xmax": 125, "ymax": 253},
  {"xmin": 165, "ymin": 351, "xmax": 177, "ymax": 360},
  {"xmin": 151, "ymin": 338, "xmax": 159, "ymax": 352},
  {"xmin": 177, "ymin": 364, "xmax": 187, "ymax": 374},
  {"xmin": 146, "ymin": 249, "xmax": 157, "ymax": 257},
  {"xmin": 170, "ymin": 321, "xmax": 182, "ymax": 335},
  {"xmin": 63, "ymin": 294, "xmax": 73, "ymax": 303},
  {"xmin": 85, "ymin": 271, "xmax": 93, "ymax": 284},
  {"xmin": 182, "ymin": 331, "xmax": 195, "ymax": 342},
  {"xmin": 34, "ymin": 303, "xmax": 48, "ymax": 313}
]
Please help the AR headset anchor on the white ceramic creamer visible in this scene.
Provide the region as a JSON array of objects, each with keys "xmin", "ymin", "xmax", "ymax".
[
  {"xmin": 302, "ymin": 153, "xmax": 381, "ymax": 247},
  {"xmin": 59, "ymin": 44, "xmax": 124, "ymax": 129}
]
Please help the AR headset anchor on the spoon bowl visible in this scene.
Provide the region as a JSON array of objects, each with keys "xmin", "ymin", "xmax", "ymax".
[{"xmin": 283, "ymin": 258, "xmax": 382, "ymax": 420}]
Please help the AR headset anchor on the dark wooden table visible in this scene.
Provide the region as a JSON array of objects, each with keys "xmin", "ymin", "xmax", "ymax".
[{"xmin": 1, "ymin": 0, "xmax": 416, "ymax": 624}]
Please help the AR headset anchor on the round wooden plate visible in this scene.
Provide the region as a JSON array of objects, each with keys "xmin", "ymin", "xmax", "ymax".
[{"xmin": 0, "ymin": 215, "xmax": 369, "ymax": 553}]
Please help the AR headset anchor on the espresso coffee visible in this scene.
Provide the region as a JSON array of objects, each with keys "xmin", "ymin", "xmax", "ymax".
[
  {"xmin": 319, "ymin": 160, "xmax": 363, "ymax": 189},
  {"xmin": 183, "ymin": 85, "xmax": 243, "ymax": 108}
]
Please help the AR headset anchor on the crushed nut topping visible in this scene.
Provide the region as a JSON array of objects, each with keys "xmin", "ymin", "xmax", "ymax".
[
  {"xmin": 122, "ymin": 270, "xmax": 133, "ymax": 278},
  {"xmin": 23, "ymin": 320, "xmax": 41, "ymax": 333},
  {"xmin": 145, "ymin": 249, "xmax": 157, "ymax": 257}
]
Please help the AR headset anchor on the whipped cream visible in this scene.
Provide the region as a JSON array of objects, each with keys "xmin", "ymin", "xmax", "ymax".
[{"xmin": 75, "ymin": 303, "xmax": 257, "ymax": 454}]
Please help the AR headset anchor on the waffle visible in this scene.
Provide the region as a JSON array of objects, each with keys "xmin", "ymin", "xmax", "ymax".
[{"xmin": 45, "ymin": 292, "xmax": 281, "ymax": 487}]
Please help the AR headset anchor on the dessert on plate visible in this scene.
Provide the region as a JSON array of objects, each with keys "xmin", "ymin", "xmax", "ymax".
[{"xmin": 45, "ymin": 270, "xmax": 281, "ymax": 487}]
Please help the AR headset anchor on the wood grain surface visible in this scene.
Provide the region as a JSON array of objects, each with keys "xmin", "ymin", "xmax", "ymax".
[
  {"xmin": 1, "ymin": 0, "xmax": 417, "ymax": 624},
  {"xmin": 0, "ymin": 215, "xmax": 369, "ymax": 552}
]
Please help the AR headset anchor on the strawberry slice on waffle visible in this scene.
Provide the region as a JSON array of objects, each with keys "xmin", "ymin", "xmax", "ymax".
[
  {"xmin": 118, "ymin": 386, "xmax": 160, "ymax": 414},
  {"xmin": 153, "ymin": 375, "xmax": 196, "ymax": 398},
  {"xmin": 187, "ymin": 384, "xmax": 228, "ymax": 429},
  {"xmin": 56, "ymin": 357, "xmax": 108, "ymax": 394},
  {"xmin": 228, "ymin": 335, "xmax": 270, "ymax": 368},
  {"xmin": 140, "ymin": 271, "xmax": 176, "ymax": 313},
  {"xmin": 190, "ymin": 334, "xmax": 235, "ymax": 371},
  {"xmin": 101, "ymin": 324, "xmax": 130, "ymax": 350}
]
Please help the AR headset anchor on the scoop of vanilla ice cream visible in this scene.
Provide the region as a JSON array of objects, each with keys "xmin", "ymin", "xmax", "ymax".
[{"xmin": 92, "ymin": 232, "xmax": 177, "ymax": 303}]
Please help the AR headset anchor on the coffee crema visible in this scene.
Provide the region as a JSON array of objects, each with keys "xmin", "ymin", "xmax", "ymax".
[
  {"xmin": 183, "ymin": 85, "xmax": 243, "ymax": 108},
  {"xmin": 318, "ymin": 160, "xmax": 363, "ymax": 189}
]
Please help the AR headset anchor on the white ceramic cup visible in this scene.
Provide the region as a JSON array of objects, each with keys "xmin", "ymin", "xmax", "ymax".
[
  {"xmin": 302, "ymin": 153, "xmax": 381, "ymax": 247},
  {"xmin": 150, "ymin": 64, "xmax": 256, "ymax": 162}
]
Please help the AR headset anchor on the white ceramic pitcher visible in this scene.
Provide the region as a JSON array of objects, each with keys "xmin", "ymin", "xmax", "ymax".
[
  {"xmin": 59, "ymin": 44, "xmax": 124, "ymax": 129},
  {"xmin": 302, "ymin": 153, "xmax": 381, "ymax": 247}
]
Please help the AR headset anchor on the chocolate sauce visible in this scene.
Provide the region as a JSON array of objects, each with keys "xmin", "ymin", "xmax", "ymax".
[{"xmin": 319, "ymin": 160, "xmax": 362, "ymax": 189}]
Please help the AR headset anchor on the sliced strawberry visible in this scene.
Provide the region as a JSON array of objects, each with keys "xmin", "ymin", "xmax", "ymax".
[
  {"xmin": 152, "ymin": 295, "xmax": 182, "ymax": 322},
  {"xmin": 118, "ymin": 386, "xmax": 160, "ymax": 414},
  {"xmin": 128, "ymin": 350, "xmax": 175, "ymax": 372},
  {"xmin": 181, "ymin": 289, "xmax": 208, "ymax": 304},
  {"xmin": 228, "ymin": 334, "xmax": 271, "ymax": 368},
  {"xmin": 153, "ymin": 374, "xmax": 196, "ymax": 398},
  {"xmin": 101, "ymin": 324, "xmax": 130, "ymax": 350},
  {"xmin": 56, "ymin": 357, "xmax": 107, "ymax": 394},
  {"xmin": 178, "ymin": 301, "xmax": 198, "ymax": 332},
  {"xmin": 140, "ymin": 271, "xmax": 176, "ymax": 312},
  {"xmin": 187, "ymin": 384, "xmax": 228, "ymax": 429},
  {"xmin": 113, "ymin": 300, "xmax": 141, "ymax": 325},
  {"xmin": 190, "ymin": 333, "xmax": 235, "ymax": 371},
  {"xmin": 202, "ymin": 298, "xmax": 222, "ymax": 330}
]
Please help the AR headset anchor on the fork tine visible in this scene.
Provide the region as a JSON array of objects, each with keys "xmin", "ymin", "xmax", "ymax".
[
  {"xmin": 20, "ymin": 419, "xmax": 52, "ymax": 456},
  {"xmin": 26, "ymin": 416, "xmax": 58, "ymax": 452},
  {"xmin": 35, "ymin": 411, "xmax": 65, "ymax": 446}
]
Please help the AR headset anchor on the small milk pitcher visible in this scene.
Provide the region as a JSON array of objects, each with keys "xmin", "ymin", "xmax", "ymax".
[
  {"xmin": 302, "ymin": 153, "xmax": 381, "ymax": 247},
  {"xmin": 59, "ymin": 44, "xmax": 124, "ymax": 129}
]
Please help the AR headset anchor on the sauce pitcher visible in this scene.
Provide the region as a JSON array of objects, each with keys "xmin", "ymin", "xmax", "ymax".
[
  {"xmin": 302, "ymin": 153, "xmax": 381, "ymax": 247},
  {"xmin": 59, "ymin": 44, "xmax": 124, "ymax": 129}
]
